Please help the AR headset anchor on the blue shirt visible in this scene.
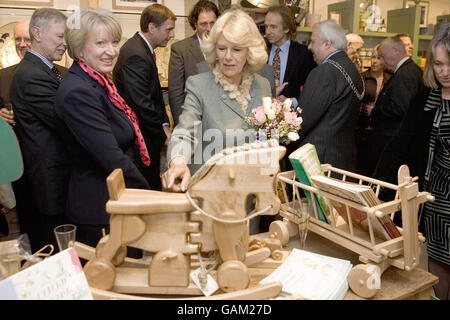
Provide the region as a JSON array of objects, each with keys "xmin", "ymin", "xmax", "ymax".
[
  {"xmin": 268, "ymin": 40, "xmax": 299, "ymax": 108},
  {"xmin": 322, "ymin": 50, "xmax": 342, "ymax": 64},
  {"xmin": 268, "ymin": 40, "xmax": 290, "ymax": 85}
]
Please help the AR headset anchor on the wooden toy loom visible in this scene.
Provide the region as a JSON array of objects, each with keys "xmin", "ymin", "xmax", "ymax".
[{"xmin": 272, "ymin": 164, "xmax": 434, "ymax": 298}]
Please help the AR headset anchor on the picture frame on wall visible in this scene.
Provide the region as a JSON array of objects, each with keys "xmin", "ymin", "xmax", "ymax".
[
  {"xmin": 0, "ymin": 0, "xmax": 53, "ymax": 7},
  {"xmin": 329, "ymin": 11, "xmax": 341, "ymax": 26},
  {"xmin": 403, "ymin": 0, "xmax": 430, "ymax": 28},
  {"xmin": 112, "ymin": 0, "xmax": 163, "ymax": 11},
  {"xmin": 282, "ymin": 0, "xmax": 314, "ymax": 14}
]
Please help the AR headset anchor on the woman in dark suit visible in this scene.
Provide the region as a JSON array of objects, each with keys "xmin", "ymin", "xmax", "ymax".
[
  {"xmin": 420, "ymin": 23, "xmax": 450, "ymax": 300},
  {"xmin": 55, "ymin": 8, "xmax": 150, "ymax": 248}
]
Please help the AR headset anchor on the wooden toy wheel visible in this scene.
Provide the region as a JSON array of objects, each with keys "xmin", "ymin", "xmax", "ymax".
[
  {"xmin": 269, "ymin": 220, "xmax": 290, "ymax": 246},
  {"xmin": 271, "ymin": 249, "xmax": 283, "ymax": 261},
  {"xmin": 347, "ymin": 264, "xmax": 381, "ymax": 298},
  {"xmin": 217, "ymin": 260, "xmax": 250, "ymax": 293},
  {"xmin": 83, "ymin": 258, "xmax": 116, "ymax": 291}
]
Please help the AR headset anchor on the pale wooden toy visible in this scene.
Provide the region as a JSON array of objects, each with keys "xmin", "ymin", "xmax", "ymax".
[
  {"xmin": 77, "ymin": 140, "xmax": 287, "ymax": 299},
  {"xmin": 273, "ymin": 164, "xmax": 434, "ymax": 299}
]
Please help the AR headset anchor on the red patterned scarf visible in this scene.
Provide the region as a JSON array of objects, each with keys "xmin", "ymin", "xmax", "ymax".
[{"xmin": 77, "ymin": 61, "xmax": 150, "ymax": 166}]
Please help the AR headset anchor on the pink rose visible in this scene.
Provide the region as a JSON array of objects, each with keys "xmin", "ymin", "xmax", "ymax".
[
  {"xmin": 273, "ymin": 100, "xmax": 283, "ymax": 114},
  {"xmin": 253, "ymin": 106, "xmax": 267, "ymax": 124},
  {"xmin": 284, "ymin": 111, "xmax": 297, "ymax": 124}
]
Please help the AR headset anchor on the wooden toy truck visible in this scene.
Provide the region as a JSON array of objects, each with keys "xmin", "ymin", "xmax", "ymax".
[{"xmin": 272, "ymin": 164, "xmax": 434, "ymax": 298}]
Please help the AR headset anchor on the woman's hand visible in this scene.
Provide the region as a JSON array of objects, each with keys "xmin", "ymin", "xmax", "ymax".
[
  {"xmin": 0, "ymin": 108, "xmax": 15, "ymax": 126},
  {"xmin": 161, "ymin": 156, "xmax": 191, "ymax": 192}
]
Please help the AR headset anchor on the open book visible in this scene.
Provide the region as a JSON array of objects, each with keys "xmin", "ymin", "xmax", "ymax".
[
  {"xmin": 310, "ymin": 175, "xmax": 401, "ymax": 240},
  {"xmin": 259, "ymin": 248, "xmax": 352, "ymax": 300},
  {"xmin": 288, "ymin": 143, "xmax": 330, "ymax": 224}
]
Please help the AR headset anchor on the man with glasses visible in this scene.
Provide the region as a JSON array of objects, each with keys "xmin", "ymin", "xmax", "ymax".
[
  {"xmin": 13, "ymin": 20, "xmax": 31, "ymax": 60},
  {"xmin": 0, "ymin": 20, "xmax": 31, "ymax": 123},
  {"xmin": 0, "ymin": 21, "xmax": 31, "ymax": 240}
]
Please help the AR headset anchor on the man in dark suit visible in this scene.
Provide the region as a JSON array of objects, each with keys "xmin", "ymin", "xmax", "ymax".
[
  {"xmin": 113, "ymin": 4, "xmax": 175, "ymax": 191},
  {"xmin": 0, "ymin": 20, "xmax": 31, "ymax": 123},
  {"xmin": 370, "ymin": 36, "xmax": 427, "ymax": 178},
  {"xmin": 296, "ymin": 19, "xmax": 364, "ymax": 172},
  {"xmin": 10, "ymin": 8, "xmax": 70, "ymax": 253},
  {"xmin": 168, "ymin": 0, "xmax": 219, "ymax": 126},
  {"xmin": 0, "ymin": 20, "xmax": 30, "ymax": 240},
  {"xmin": 369, "ymin": 37, "xmax": 427, "ymax": 226},
  {"xmin": 264, "ymin": 5, "xmax": 316, "ymax": 105}
]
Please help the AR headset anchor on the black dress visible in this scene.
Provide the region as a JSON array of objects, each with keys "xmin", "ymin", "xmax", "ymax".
[{"xmin": 421, "ymin": 88, "xmax": 450, "ymax": 266}]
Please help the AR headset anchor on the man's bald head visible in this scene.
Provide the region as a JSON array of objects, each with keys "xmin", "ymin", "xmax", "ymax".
[{"xmin": 14, "ymin": 20, "xmax": 31, "ymax": 59}]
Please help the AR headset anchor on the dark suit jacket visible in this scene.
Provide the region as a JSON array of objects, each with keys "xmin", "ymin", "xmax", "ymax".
[
  {"xmin": 0, "ymin": 64, "xmax": 18, "ymax": 106},
  {"xmin": 268, "ymin": 41, "xmax": 316, "ymax": 98},
  {"xmin": 55, "ymin": 62, "xmax": 149, "ymax": 226},
  {"xmin": 371, "ymin": 58, "xmax": 426, "ymax": 137},
  {"xmin": 113, "ymin": 32, "xmax": 168, "ymax": 149},
  {"xmin": 9, "ymin": 52, "xmax": 70, "ymax": 216},
  {"xmin": 113, "ymin": 32, "xmax": 169, "ymax": 189},
  {"xmin": 168, "ymin": 34, "xmax": 205, "ymax": 125},
  {"xmin": 0, "ymin": 63, "xmax": 66, "ymax": 105},
  {"xmin": 296, "ymin": 50, "xmax": 364, "ymax": 171},
  {"xmin": 372, "ymin": 84, "xmax": 429, "ymax": 186},
  {"xmin": 195, "ymin": 61, "xmax": 276, "ymax": 97}
]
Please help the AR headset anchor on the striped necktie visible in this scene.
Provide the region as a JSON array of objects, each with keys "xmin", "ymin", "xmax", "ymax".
[
  {"xmin": 51, "ymin": 66, "xmax": 63, "ymax": 82},
  {"xmin": 272, "ymin": 47, "xmax": 281, "ymax": 83}
]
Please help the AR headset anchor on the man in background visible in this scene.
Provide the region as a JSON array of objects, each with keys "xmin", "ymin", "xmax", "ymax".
[
  {"xmin": 0, "ymin": 20, "xmax": 31, "ymax": 123},
  {"xmin": 168, "ymin": 0, "xmax": 219, "ymax": 126},
  {"xmin": 346, "ymin": 33, "xmax": 364, "ymax": 71},
  {"xmin": 264, "ymin": 5, "xmax": 315, "ymax": 103},
  {"xmin": 369, "ymin": 36, "xmax": 426, "ymax": 175},
  {"xmin": 398, "ymin": 33, "xmax": 413, "ymax": 57},
  {"xmin": 369, "ymin": 37, "xmax": 427, "ymax": 222},
  {"xmin": 0, "ymin": 20, "xmax": 31, "ymax": 240},
  {"xmin": 297, "ymin": 19, "xmax": 364, "ymax": 173},
  {"xmin": 114, "ymin": 4, "xmax": 176, "ymax": 191},
  {"xmin": 10, "ymin": 8, "xmax": 70, "ymax": 252}
]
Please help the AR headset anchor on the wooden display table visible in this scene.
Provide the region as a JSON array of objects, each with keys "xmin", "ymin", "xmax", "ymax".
[{"xmin": 250, "ymin": 231, "xmax": 438, "ymax": 300}]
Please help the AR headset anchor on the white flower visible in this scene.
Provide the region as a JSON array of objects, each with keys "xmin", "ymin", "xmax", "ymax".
[
  {"xmin": 283, "ymin": 98, "xmax": 293, "ymax": 111},
  {"xmin": 262, "ymin": 96, "xmax": 272, "ymax": 114},
  {"xmin": 288, "ymin": 132, "xmax": 300, "ymax": 141},
  {"xmin": 267, "ymin": 109, "xmax": 276, "ymax": 120},
  {"xmin": 295, "ymin": 117, "xmax": 303, "ymax": 126}
]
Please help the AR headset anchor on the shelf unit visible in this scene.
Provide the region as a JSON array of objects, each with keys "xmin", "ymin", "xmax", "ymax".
[{"xmin": 301, "ymin": 0, "xmax": 437, "ymax": 65}]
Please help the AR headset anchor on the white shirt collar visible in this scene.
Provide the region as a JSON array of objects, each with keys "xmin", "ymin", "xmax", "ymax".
[
  {"xmin": 138, "ymin": 32, "xmax": 154, "ymax": 54},
  {"xmin": 196, "ymin": 33, "xmax": 203, "ymax": 46},
  {"xmin": 395, "ymin": 56, "xmax": 409, "ymax": 73}
]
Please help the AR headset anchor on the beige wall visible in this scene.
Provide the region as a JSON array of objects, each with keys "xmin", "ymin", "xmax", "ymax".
[
  {"xmin": 1, "ymin": 0, "xmax": 449, "ymax": 40},
  {"xmin": 0, "ymin": 0, "xmax": 192, "ymax": 41}
]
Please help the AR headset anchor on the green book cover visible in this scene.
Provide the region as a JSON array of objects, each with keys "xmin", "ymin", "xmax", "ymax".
[{"xmin": 288, "ymin": 143, "xmax": 329, "ymax": 224}]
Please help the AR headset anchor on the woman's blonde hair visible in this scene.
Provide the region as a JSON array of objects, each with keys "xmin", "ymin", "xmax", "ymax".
[
  {"xmin": 423, "ymin": 23, "xmax": 450, "ymax": 89},
  {"xmin": 65, "ymin": 8, "xmax": 122, "ymax": 61},
  {"xmin": 201, "ymin": 7, "xmax": 267, "ymax": 74}
]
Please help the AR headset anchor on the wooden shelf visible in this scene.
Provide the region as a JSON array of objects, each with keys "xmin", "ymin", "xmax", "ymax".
[
  {"xmin": 418, "ymin": 35, "xmax": 433, "ymax": 41},
  {"xmin": 357, "ymin": 31, "xmax": 397, "ymax": 38},
  {"xmin": 296, "ymin": 26, "xmax": 312, "ymax": 33}
]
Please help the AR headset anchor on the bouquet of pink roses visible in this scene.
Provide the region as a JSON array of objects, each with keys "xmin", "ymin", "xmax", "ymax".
[{"xmin": 245, "ymin": 96, "xmax": 302, "ymax": 145}]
